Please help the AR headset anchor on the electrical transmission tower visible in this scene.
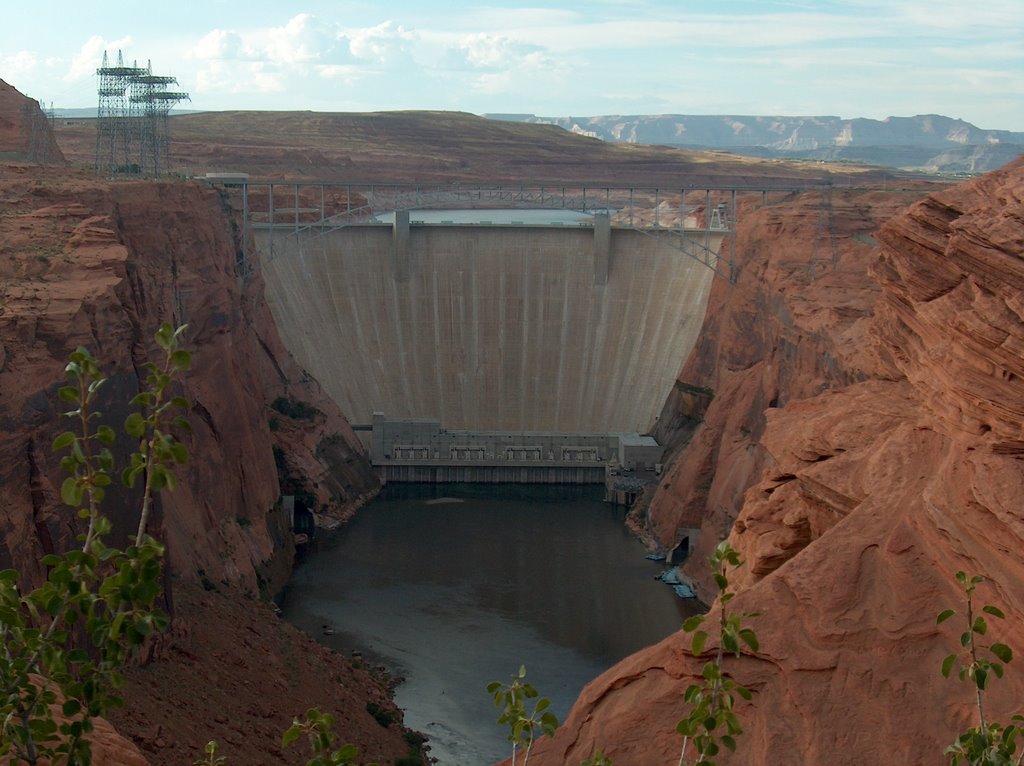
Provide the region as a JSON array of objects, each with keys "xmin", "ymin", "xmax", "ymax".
[{"xmin": 95, "ymin": 50, "xmax": 189, "ymax": 177}]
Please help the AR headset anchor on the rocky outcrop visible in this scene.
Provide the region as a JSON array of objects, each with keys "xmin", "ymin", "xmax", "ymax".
[
  {"xmin": 527, "ymin": 160, "xmax": 1024, "ymax": 765},
  {"xmin": 637, "ymin": 184, "xmax": 927, "ymax": 594},
  {"xmin": 0, "ymin": 164, "xmax": 378, "ymax": 597},
  {"xmin": 0, "ymin": 159, "xmax": 387, "ymax": 762},
  {"xmin": 0, "ymin": 78, "xmax": 64, "ymax": 163}
]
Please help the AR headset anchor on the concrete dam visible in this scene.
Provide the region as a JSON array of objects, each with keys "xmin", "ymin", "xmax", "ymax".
[{"xmin": 256, "ymin": 205, "xmax": 724, "ymax": 439}]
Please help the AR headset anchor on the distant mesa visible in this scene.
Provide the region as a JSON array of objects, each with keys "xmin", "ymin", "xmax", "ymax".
[{"xmin": 484, "ymin": 112, "xmax": 1024, "ymax": 174}]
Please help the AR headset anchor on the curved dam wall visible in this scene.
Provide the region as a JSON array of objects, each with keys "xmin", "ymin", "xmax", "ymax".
[{"xmin": 259, "ymin": 223, "xmax": 720, "ymax": 434}]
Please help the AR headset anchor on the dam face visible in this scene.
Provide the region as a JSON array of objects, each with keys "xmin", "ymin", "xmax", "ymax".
[{"xmin": 259, "ymin": 221, "xmax": 719, "ymax": 434}]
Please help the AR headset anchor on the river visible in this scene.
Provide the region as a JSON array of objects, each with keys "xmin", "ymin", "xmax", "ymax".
[{"xmin": 280, "ymin": 484, "xmax": 697, "ymax": 765}]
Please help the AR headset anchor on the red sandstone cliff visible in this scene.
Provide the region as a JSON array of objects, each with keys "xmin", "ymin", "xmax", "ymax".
[
  {"xmin": 0, "ymin": 152, "xmax": 404, "ymax": 761},
  {"xmin": 0, "ymin": 79, "xmax": 64, "ymax": 164},
  {"xmin": 0, "ymin": 164, "xmax": 378, "ymax": 595},
  {"xmin": 525, "ymin": 159, "xmax": 1024, "ymax": 765},
  {"xmin": 637, "ymin": 184, "xmax": 934, "ymax": 594}
]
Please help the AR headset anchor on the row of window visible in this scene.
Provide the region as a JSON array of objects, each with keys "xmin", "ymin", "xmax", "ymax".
[{"xmin": 388, "ymin": 445, "xmax": 602, "ymax": 461}]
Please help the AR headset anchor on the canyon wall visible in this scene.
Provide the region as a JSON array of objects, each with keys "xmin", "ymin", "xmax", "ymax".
[
  {"xmin": 524, "ymin": 159, "xmax": 1024, "ymax": 764},
  {"xmin": 0, "ymin": 78, "xmax": 64, "ymax": 164},
  {"xmin": 0, "ymin": 166, "xmax": 378, "ymax": 597},
  {"xmin": 0, "ymin": 159, "xmax": 400, "ymax": 764},
  {"xmin": 637, "ymin": 185, "xmax": 923, "ymax": 591}
]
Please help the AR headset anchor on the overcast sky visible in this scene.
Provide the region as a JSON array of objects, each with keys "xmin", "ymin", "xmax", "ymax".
[{"xmin": 2, "ymin": 1, "xmax": 1022, "ymax": 130}]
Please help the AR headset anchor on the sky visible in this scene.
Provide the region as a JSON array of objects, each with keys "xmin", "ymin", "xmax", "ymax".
[{"xmin": 1, "ymin": 1, "xmax": 1022, "ymax": 131}]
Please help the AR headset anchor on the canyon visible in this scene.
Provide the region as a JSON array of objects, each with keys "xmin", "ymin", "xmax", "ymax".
[{"xmin": 3, "ymin": 73, "xmax": 1024, "ymax": 765}]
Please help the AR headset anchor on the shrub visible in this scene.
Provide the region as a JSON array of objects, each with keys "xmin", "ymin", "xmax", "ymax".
[
  {"xmin": 0, "ymin": 323, "xmax": 191, "ymax": 765},
  {"xmin": 676, "ymin": 540, "xmax": 759, "ymax": 765},
  {"xmin": 938, "ymin": 571, "xmax": 1023, "ymax": 765}
]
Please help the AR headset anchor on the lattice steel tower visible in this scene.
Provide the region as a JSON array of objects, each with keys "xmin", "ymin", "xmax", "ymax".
[{"xmin": 95, "ymin": 50, "xmax": 188, "ymax": 176}]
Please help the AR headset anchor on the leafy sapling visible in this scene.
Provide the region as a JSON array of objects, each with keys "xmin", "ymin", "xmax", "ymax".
[
  {"xmin": 937, "ymin": 571, "xmax": 1023, "ymax": 766},
  {"xmin": 676, "ymin": 540, "xmax": 759, "ymax": 766},
  {"xmin": 282, "ymin": 707, "xmax": 377, "ymax": 766},
  {"xmin": 487, "ymin": 665, "xmax": 559, "ymax": 766},
  {"xmin": 0, "ymin": 324, "xmax": 191, "ymax": 766},
  {"xmin": 194, "ymin": 740, "xmax": 227, "ymax": 766}
]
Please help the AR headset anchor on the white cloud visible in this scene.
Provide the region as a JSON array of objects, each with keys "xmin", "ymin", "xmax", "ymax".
[
  {"xmin": 2, "ymin": 50, "xmax": 37, "ymax": 78},
  {"xmin": 263, "ymin": 14, "xmax": 338, "ymax": 65},
  {"xmin": 471, "ymin": 49, "xmax": 565, "ymax": 97},
  {"xmin": 451, "ymin": 33, "xmax": 541, "ymax": 69},
  {"xmin": 346, "ymin": 21, "xmax": 416, "ymax": 64},
  {"xmin": 66, "ymin": 34, "xmax": 132, "ymax": 81},
  {"xmin": 190, "ymin": 29, "xmax": 245, "ymax": 61}
]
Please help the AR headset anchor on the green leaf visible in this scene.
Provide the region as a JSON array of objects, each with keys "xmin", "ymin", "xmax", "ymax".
[
  {"xmin": 124, "ymin": 412, "xmax": 146, "ymax": 437},
  {"xmin": 683, "ymin": 614, "xmax": 705, "ymax": 633},
  {"xmin": 972, "ymin": 616, "xmax": 987, "ymax": 636},
  {"xmin": 941, "ymin": 653, "xmax": 957, "ymax": 678},
  {"xmin": 975, "ymin": 666, "xmax": 988, "ymax": 690},
  {"xmin": 170, "ymin": 441, "xmax": 189, "ymax": 464},
  {"xmin": 982, "ymin": 605, "xmax": 1006, "ymax": 620},
  {"xmin": 96, "ymin": 425, "xmax": 116, "ymax": 445},
  {"xmin": 991, "ymin": 643, "xmax": 1013, "ymax": 663},
  {"xmin": 61, "ymin": 477, "xmax": 84, "ymax": 507},
  {"xmin": 936, "ymin": 609, "xmax": 955, "ymax": 625},
  {"xmin": 171, "ymin": 349, "xmax": 192, "ymax": 371},
  {"xmin": 52, "ymin": 431, "xmax": 77, "ymax": 451},
  {"xmin": 738, "ymin": 628, "xmax": 759, "ymax": 652},
  {"xmin": 722, "ymin": 631, "xmax": 738, "ymax": 655},
  {"xmin": 282, "ymin": 725, "xmax": 301, "ymax": 748},
  {"xmin": 691, "ymin": 630, "xmax": 708, "ymax": 656},
  {"xmin": 58, "ymin": 385, "xmax": 80, "ymax": 403}
]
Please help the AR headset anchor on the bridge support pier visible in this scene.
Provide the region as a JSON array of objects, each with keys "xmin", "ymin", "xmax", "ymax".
[{"xmin": 593, "ymin": 211, "xmax": 610, "ymax": 284}]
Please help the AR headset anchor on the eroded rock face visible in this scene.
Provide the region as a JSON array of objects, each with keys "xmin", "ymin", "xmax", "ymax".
[
  {"xmin": 0, "ymin": 78, "xmax": 64, "ymax": 163},
  {"xmin": 0, "ymin": 164, "xmax": 378, "ymax": 598},
  {"xmin": 638, "ymin": 185, "xmax": 927, "ymax": 594},
  {"xmin": 527, "ymin": 160, "xmax": 1024, "ymax": 765}
]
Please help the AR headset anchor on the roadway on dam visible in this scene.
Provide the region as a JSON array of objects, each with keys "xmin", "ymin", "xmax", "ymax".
[{"xmin": 258, "ymin": 215, "xmax": 722, "ymax": 434}]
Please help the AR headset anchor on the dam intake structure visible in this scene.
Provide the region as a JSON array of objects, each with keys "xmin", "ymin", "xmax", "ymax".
[
  {"xmin": 370, "ymin": 412, "xmax": 663, "ymax": 484},
  {"xmin": 214, "ymin": 179, "xmax": 771, "ymax": 480}
]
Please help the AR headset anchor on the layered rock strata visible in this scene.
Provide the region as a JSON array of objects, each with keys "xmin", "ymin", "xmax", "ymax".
[
  {"xmin": 0, "ymin": 165, "xmax": 377, "ymax": 596},
  {"xmin": 0, "ymin": 157, "xmax": 389, "ymax": 762},
  {"xmin": 526, "ymin": 159, "xmax": 1024, "ymax": 765},
  {"xmin": 637, "ymin": 184, "xmax": 928, "ymax": 593}
]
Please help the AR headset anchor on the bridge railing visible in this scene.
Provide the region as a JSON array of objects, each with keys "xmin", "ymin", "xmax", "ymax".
[{"xmin": 221, "ymin": 180, "xmax": 825, "ymax": 284}]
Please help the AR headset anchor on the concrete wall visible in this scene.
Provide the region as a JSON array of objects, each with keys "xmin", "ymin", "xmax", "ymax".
[{"xmin": 259, "ymin": 223, "xmax": 719, "ymax": 433}]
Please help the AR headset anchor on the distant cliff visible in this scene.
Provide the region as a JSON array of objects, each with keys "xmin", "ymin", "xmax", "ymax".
[
  {"xmin": 0, "ymin": 78, "xmax": 64, "ymax": 163},
  {"xmin": 487, "ymin": 113, "xmax": 1024, "ymax": 174}
]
